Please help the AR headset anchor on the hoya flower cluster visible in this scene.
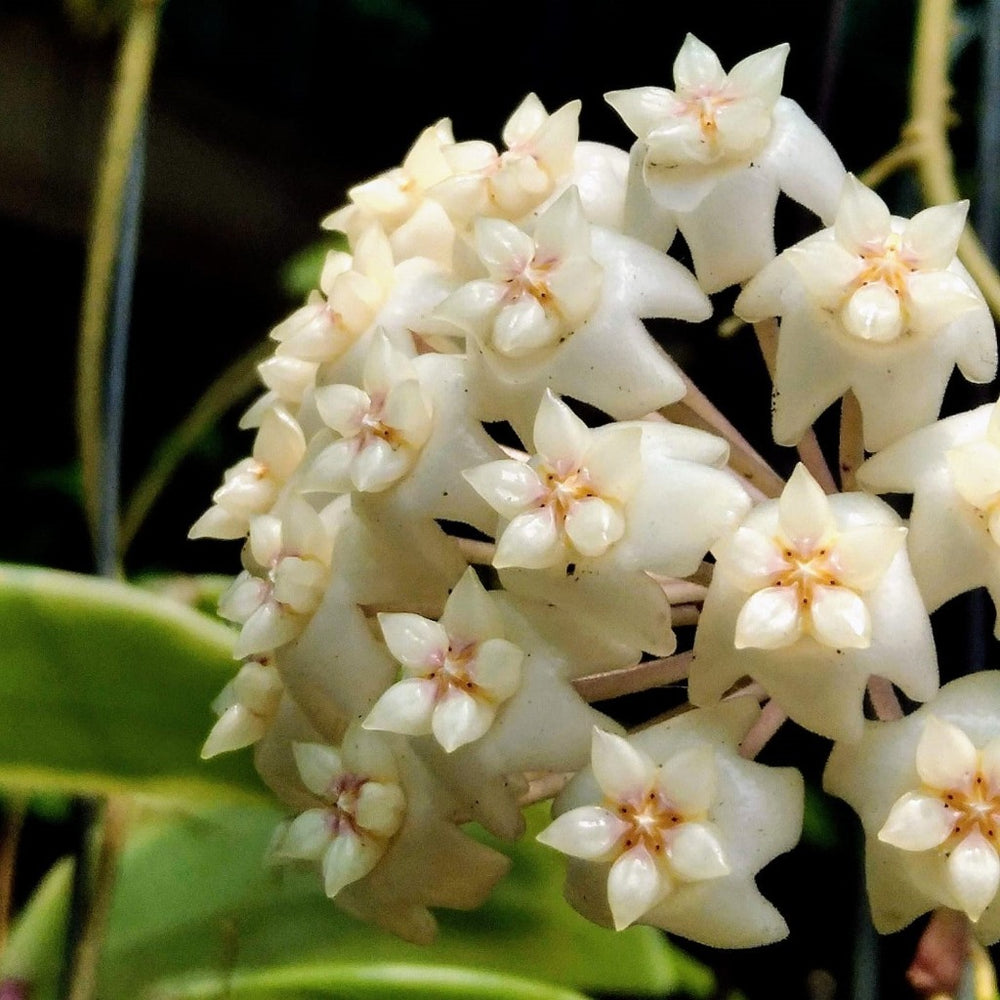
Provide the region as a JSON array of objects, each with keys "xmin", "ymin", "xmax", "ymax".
[{"xmin": 193, "ymin": 31, "xmax": 1000, "ymax": 959}]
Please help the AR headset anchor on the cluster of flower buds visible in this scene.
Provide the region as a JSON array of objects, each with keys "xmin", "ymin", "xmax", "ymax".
[{"xmin": 193, "ymin": 32, "xmax": 1000, "ymax": 952}]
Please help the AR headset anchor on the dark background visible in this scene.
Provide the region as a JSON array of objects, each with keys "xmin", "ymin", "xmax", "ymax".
[{"xmin": 1, "ymin": 1, "xmax": 995, "ymax": 996}]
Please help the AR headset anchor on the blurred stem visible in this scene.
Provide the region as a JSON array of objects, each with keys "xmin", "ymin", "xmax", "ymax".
[
  {"xmin": 973, "ymin": 0, "xmax": 1000, "ymax": 261},
  {"xmin": 75, "ymin": 0, "xmax": 162, "ymax": 551},
  {"xmin": 120, "ymin": 341, "xmax": 269, "ymax": 555},
  {"xmin": 857, "ymin": 142, "xmax": 918, "ymax": 190},
  {"xmin": 65, "ymin": 798, "xmax": 130, "ymax": 1000},
  {"xmin": 909, "ymin": 0, "xmax": 1000, "ymax": 317},
  {"xmin": 0, "ymin": 799, "xmax": 27, "ymax": 956},
  {"xmin": 838, "ymin": 390, "xmax": 863, "ymax": 491}
]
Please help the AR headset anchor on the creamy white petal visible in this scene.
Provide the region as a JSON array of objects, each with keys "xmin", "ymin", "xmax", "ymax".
[
  {"xmin": 734, "ymin": 587, "xmax": 803, "ymax": 649},
  {"xmin": 363, "ymin": 678, "xmax": 438, "ymax": 735},
  {"xmin": 201, "ymin": 704, "xmax": 268, "ymax": 758},
  {"xmin": 471, "ymin": 638, "xmax": 524, "ymax": 702},
  {"xmin": 382, "ymin": 379, "xmax": 433, "ymax": 445},
  {"xmin": 842, "ymin": 282, "xmax": 904, "ymax": 342},
  {"xmin": 948, "ymin": 831, "xmax": 1000, "ymax": 921},
  {"xmin": 877, "ymin": 791, "xmax": 954, "ymax": 851},
  {"xmin": 278, "ymin": 809, "xmax": 332, "ymax": 861},
  {"xmin": 657, "ymin": 745, "xmax": 717, "ymax": 816},
  {"xmin": 604, "ymin": 87, "xmax": 678, "ymax": 140},
  {"xmin": 726, "ymin": 43, "xmax": 788, "ymax": 106},
  {"xmin": 315, "ymin": 384, "xmax": 370, "ymax": 436},
  {"xmin": 902, "ymin": 200, "xmax": 968, "ymax": 268},
  {"xmin": 778, "ymin": 464, "xmax": 834, "ymax": 546},
  {"xmin": 672, "ymin": 33, "xmax": 727, "ymax": 90},
  {"xmin": 292, "ymin": 741, "xmax": 342, "ymax": 797},
  {"xmin": 439, "ymin": 567, "xmax": 504, "ymax": 641},
  {"xmin": 834, "ymin": 174, "xmax": 891, "ymax": 251},
  {"xmin": 493, "ymin": 506, "xmax": 563, "ymax": 569},
  {"xmin": 830, "ymin": 525, "xmax": 906, "ymax": 591},
  {"xmin": 808, "ymin": 585, "xmax": 871, "ymax": 649},
  {"xmin": 351, "ymin": 438, "xmax": 413, "ymax": 493},
  {"xmin": 354, "ymin": 780, "xmax": 406, "ymax": 837},
  {"xmin": 718, "ymin": 526, "xmax": 787, "ymax": 590},
  {"xmin": 533, "ymin": 390, "xmax": 590, "ymax": 468},
  {"xmin": 432, "ymin": 686, "xmax": 496, "ymax": 752},
  {"xmin": 492, "ymin": 297, "xmax": 558, "ymax": 358},
  {"xmin": 537, "ymin": 805, "xmax": 629, "ymax": 859},
  {"xmin": 564, "ymin": 496, "xmax": 625, "ymax": 557},
  {"xmin": 377, "ymin": 612, "xmax": 448, "ymax": 669},
  {"xmin": 475, "ymin": 217, "xmax": 535, "ymax": 276},
  {"xmin": 906, "ymin": 270, "xmax": 984, "ymax": 339},
  {"xmin": 607, "ymin": 844, "xmax": 668, "ymax": 930},
  {"xmin": 463, "ymin": 460, "xmax": 544, "ymax": 518},
  {"xmin": 947, "ymin": 441, "xmax": 1000, "ymax": 509},
  {"xmin": 322, "ymin": 831, "xmax": 382, "ymax": 898},
  {"xmin": 668, "ymin": 822, "xmax": 730, "ymax": 881},
  {"xmin": 591, "ymin": 728, "xmax": 656, "ymax": 801},
  {"xmin": 916, "ymin": 716, "xmax": 978, "ymax": 790}
]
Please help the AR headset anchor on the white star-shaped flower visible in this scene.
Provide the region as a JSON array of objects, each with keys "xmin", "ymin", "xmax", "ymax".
[
  {"xmin": 429, "ymin": 93, "xmax": 580, "ymax": 226},
  {"xmin": 606, "ymin": 33, "xmax": 844, "ymax": 291},
  {"xmin": 272, "ymin": 733, "xmax": 406, "ymax": 900},
  {"xmin": 305, "ymin": 333, "xmax": 433, "ymax": 495},
  {"xmin": 736, "ymin": 175, "xmax": 997, "ymax": 451},
  {"xmin": 424, "ymin": 187, "xmax": 709, "ymax": 440},
  {"xmin": 190, "ymin": 405, "xmax": 306, "ymax": 540},
  {"xmin": 323, "ymin": 118, "xmax": 456, "ymax": 248},
  {"xmin": 690, "ymin": 464, "xmax": 938, "ymax": 741},
  {"xmin": 538, "ymin": 702, "xmax": 803, "ymax": 945},
  {"xmin": 465, "ymin": 392, "xmax": 752, "ymax": 656},
  {"xmin": 364, "ymin": 568, "xmax": 524, "ymax": 753},
  {"xmin": 259, "ymin": 709, "xmax": 511, "ymax": 943},
  {"xmin": 217, "ymin": 497, "xmax": 342, "ymax": 659},
  {"xmin": 201, "ymin": 656, "xmax": 284, "ymax": 759},
  {"xmin": 858, "ymin": 401, "xmax": 1000, "ymax": 634},
  {"xmin": 825, "ymin": 672, "xmax": 1000, "ymax": 942}
]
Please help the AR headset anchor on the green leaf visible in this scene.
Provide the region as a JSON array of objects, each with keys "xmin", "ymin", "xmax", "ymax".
[
  {"xmin": 152, "ymin": 963, "xmax": 593, "ymax": 1000},
  {"xmin": 0, "ymin": 564, "xmax": 262, "ymax": 801},
  {"xmin": 281, "ymin": 235, "xmax": 349, "ymax": 299},
  {"xmin": 3, "ymin": 802, "xmax": 712, "ymax": 1000}
]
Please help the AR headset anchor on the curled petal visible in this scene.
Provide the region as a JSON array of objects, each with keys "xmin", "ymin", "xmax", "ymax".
[
  {"xmin": 672, "ymin": 33, "xmax": 726, "ymax": 91},
  {"xmin": 382, "ymin": 380, "xmax": 433, "ymax": 447},
  {"xmin": 315, "ymin": 384, "xmax": 370, "ymax": 436},
  {"xmin": 533, "ymin": 390, "xmax": 590, "ymax": 469},
  {"xmin": 842, "ymin": 282, "xmax": 903, "ymax": 343},
  {"xmin": 494, "ymin": 506, "xmax": 563, "ymax": 569},
  {"xmin": 277, "ymin": 809, "xmax": 332, "ymax": 861},
  {"xmin": 778, "ymin": 464, "xmax": 834, "ymax": 547},
  {"xmin": 658, "ymin": 745, "xmax": 717, "ymax": 817},
  {"xmin": 902, "ymin": 200, "xmax": 968, "ymax": 268},
  {"xmin": 916, "ymin": 716, "xmax": 978, "ymax": 791},
  {"xmin": 363, "ymin": 678, "xmax": 438, "ymax": 736},
  {"xmin": 350, "ymin": 438, "xmax": 414, "ymax": 493},
  {"xmin": 947, "ymin": 441, "xmax": 1000, "ymax": 510},
  {"xmin": 440, "ymin": 567, "xmax": 504, "ymax": 641},
  {"xmin": 834, "ymin": 174, "xmax": 891, "ymax": 252},
  {"xmin": 906, "ymin": 270, "xmax": 985, "ymax": 339},
  {"xmin": 591, "ymin": 728, "xmax": 656, "ymax": 802},
  {"xmin": 607, "ymin": 844, "xmax": 668, "ymax": 930},
  {"xmin": 463, "ymin": 460, "xmax": 544, "ymax": 519},
  {"xmin": 734, "ymin": 587, "xmax": 802, "ymax": 649},
  {"xmin": 377, "ymin": 612, "xmax": 448, "ymax": 670},
  {"xmin": 877, "ymin": 791, "xmax": 954, "ymax": 851},
  {"xmin": 537, "ymin": 806, "xmax": 629, "ymax": 860},
  {"xmin": 492, "ymin": 297, "xmax": 558, "ymax": 358},
  {"xmin": 947, "ymin": 830, "xmax": 1000, "ymax": 922},
  {"xmin": 354, "ymin": 781, "xmax": 406, "ymax": 838},
  {"xmin": 564, "ymin": 496, "xmax": 626, "ymax": 557},
  {"xmin": 808, "ymin": 584, "xmax": 871, "ymax": 649},
  {"xmin": 475, "ymin": 218, "xmax": 535, "ymax": 277},
  {"xmin": 292, "ymin": 742, "xmax": 343, "ymax": 797},
  {"xmin": 471, "ymin": 638, "xmax": 524, "ymax": 702},
  {"xmin": 719, "ymin": 526, "xmax": 787, "ymax": 590},
  {"xmin": 603, "ymin": 87, "xmax": 678, "ymax": 141},
  {"xmin": 322, "ymin": 831, "xmax": 382, "ymax": 899},
  {"xmin": 668, "ymin": 822, "xmax": 730, "ymax": 882},
  {"xmin": 829, "ymin": 525, "xmax": 906, "ymax": 591},
  {"xmin": 432, "ymin": 686, "xmax": 496, "ymax": 752}
]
